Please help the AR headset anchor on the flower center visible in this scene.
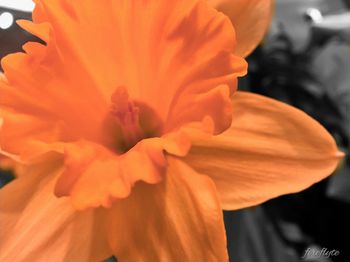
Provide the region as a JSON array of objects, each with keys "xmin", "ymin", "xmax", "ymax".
[
  {"xmin": 111, "ymin": 87, "xmax": 143, "ymax": 150},
  {"xmin": 107, "ymin": 86, "xmax": 163, "ymax": 153}
]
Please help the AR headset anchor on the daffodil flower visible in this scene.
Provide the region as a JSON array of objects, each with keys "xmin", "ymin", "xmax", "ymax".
[{"xmin": 0, "ymin": 0, "xmax": 342, "ymax": 261}]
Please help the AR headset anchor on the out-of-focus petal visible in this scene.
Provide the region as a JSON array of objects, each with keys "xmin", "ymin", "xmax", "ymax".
[
  {"xmin": 0, "ymin": 160, "xmax": 112, "ymax": 261},
  {"xmin": 106, "ymin": 157, "xmax": 228, "ymax": 261},
  {"xmin": 210, "ymin": 0, "xmax": 273, "ymax": 57},
  {"xmin": 183, "ymin": 91, "xmax": 343, "ymax": 210}
]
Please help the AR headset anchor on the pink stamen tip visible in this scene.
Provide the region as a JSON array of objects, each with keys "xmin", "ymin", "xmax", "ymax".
[{"xmin": 110, "ymin": 86, "xmax": 143, "ymax": 148}]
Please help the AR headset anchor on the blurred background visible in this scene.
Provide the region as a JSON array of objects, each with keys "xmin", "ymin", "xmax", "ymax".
[{"xmin": 0, "ymin": 0, "xmax": 349, "ymax": 261}]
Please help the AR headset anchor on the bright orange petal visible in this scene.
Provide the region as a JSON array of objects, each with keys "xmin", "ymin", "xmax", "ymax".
[
  {"xmin": 183, "ymin": 91, "xmax": 343, "ymax": 210},
  {"xmin": 106, "ymin": 157, "xmax": 228, "ymax": 261},
  {"xmin": 210, "ymin": 0, "xmax": 273, "ymax": 57},
  {"xmin": 0, "ymin": 160, "xmax": 112, "ymax": 261},
  {"xmin": 1, "ymin": 0, "xmax": 246, "ymax": 146}
]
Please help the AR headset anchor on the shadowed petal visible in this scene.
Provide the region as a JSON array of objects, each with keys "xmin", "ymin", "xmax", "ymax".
[
  {"xmin": 183, "ymin": 91, "xmax": 343, "ymax": 210},
  {"xmin": 106, "ymin": 157, "xmax": 228, "ymax": 261}
]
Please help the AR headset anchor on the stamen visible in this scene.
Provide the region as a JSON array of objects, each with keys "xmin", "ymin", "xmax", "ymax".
[{"xmin": 111, "ymin": 86, "xmax": 143, "ymax": 150}]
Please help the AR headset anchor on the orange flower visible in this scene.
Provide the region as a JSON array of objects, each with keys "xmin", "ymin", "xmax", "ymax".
[{"xmin": 0, "ymin": 0, "xmax": 343, "ymax": 261}]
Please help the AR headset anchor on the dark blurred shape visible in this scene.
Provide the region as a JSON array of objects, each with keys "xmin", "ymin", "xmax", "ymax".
[
  {"xmin": 225, "ymin": 208, "xmax": 298, "ymax": 262},
  {"xmin": 264, "ymin": 181, "xmax": 350, "ymax": 262},
  {"xmin": 104, "ymin": 256, "xmax": 118, "ymax": 262},
  {"xmin": 0, "ymin": 169, "xmax": 14, "ymax": 188}
]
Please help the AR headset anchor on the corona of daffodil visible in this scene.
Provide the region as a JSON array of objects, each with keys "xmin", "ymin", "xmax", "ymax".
[{"xmin": 0, "ymin": 0, "xmax": 343, "ymax": 261}]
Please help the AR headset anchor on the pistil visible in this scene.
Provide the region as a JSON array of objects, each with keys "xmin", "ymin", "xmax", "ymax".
[{"xmin": 110, "ymin": 87, "xmax": 143, "ymax": 150}]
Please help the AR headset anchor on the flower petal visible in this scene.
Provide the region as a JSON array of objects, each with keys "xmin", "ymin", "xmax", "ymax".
[
  {"xmin": 210, "ymin": 0, "xmax": 273, "ymax": 57},
  {"xmin": 1, "ymin": 112, "xmax": 194, "ymax": 210},
  {"xmin": 106, "ymin": 157, "xmax": 228, "ymax": 261},
  {"xmin": 0, "ymin": 45, "xmax": 107, "ymax": 145},
  {"xmin": 2, "ymin": 0, "xmax": 246, "ymax": 142},
  {"xmin": 183, "ymin": 91, "xmax": 343, "ymax": 210},
  {"xmin": 0, "ymin": 160, "xmax": 112, "ymax": 261},
  {"xmin": 0, "ymin": 109, "xmax": 66, "ymax": 160},
  {"xmin": 54, "ymin": 138, "xmax": 167, "ymax": 210}
]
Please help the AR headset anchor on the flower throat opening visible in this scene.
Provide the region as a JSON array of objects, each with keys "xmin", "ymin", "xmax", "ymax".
[{"xmin": 108, "ymin": 86, "xmax": 163, "ymax": 153}]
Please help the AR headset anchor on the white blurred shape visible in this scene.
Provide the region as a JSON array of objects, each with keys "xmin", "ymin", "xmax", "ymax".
[
  {"xmin": 0, "ymin": 0, "xmax": 34, "ymax": 12},
  {"xmin": 305, "ymin": 8, "xmax": 323, "ymax": 23},
  {"xmin": 0, "ymin": 11, "xmax": 14, "ymax": 29}
]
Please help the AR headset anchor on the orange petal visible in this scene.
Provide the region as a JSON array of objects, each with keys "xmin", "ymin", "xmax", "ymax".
[
  {"xmin": 0, "ymin": 46, "xmax": 107, "ymax": 145},
  {"xmin": 183, "ymin": 91, "xmax": 343, "ymax": 210},
  {"xmin": 2, "ymin": 0, "xmax": 246, "ymax": 142},
  {"xmin": 17, "ymin": 20, "xmax": 51, "ymax": 43},
  {"xmin": 0, "ymin": 160, "xmax": 112, "ymax": 261},
  {"xmin": 54, "ymin": 129, "xmax": 193, "ymax": 210},
  {"xmin": 0, "ymin": 109, "xmax": 65, "ymax": 159},
  {"xmin": 210, "ymin": 0, "xmax": 273, "ymax": 57},
  {"xmin": 1, "ymin": 111, "xmax": 194, "ymax": 210},
  {"xmin": 106, "ymin": 157, "xmax": 228, "ymax": 261},
  {"xmin": 54, "ymin": 139, "xmax": 167, "ymax": 210},
  {"xmin": 166, "ymin": 84, "xmax": 235, "ymax": 135}
]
